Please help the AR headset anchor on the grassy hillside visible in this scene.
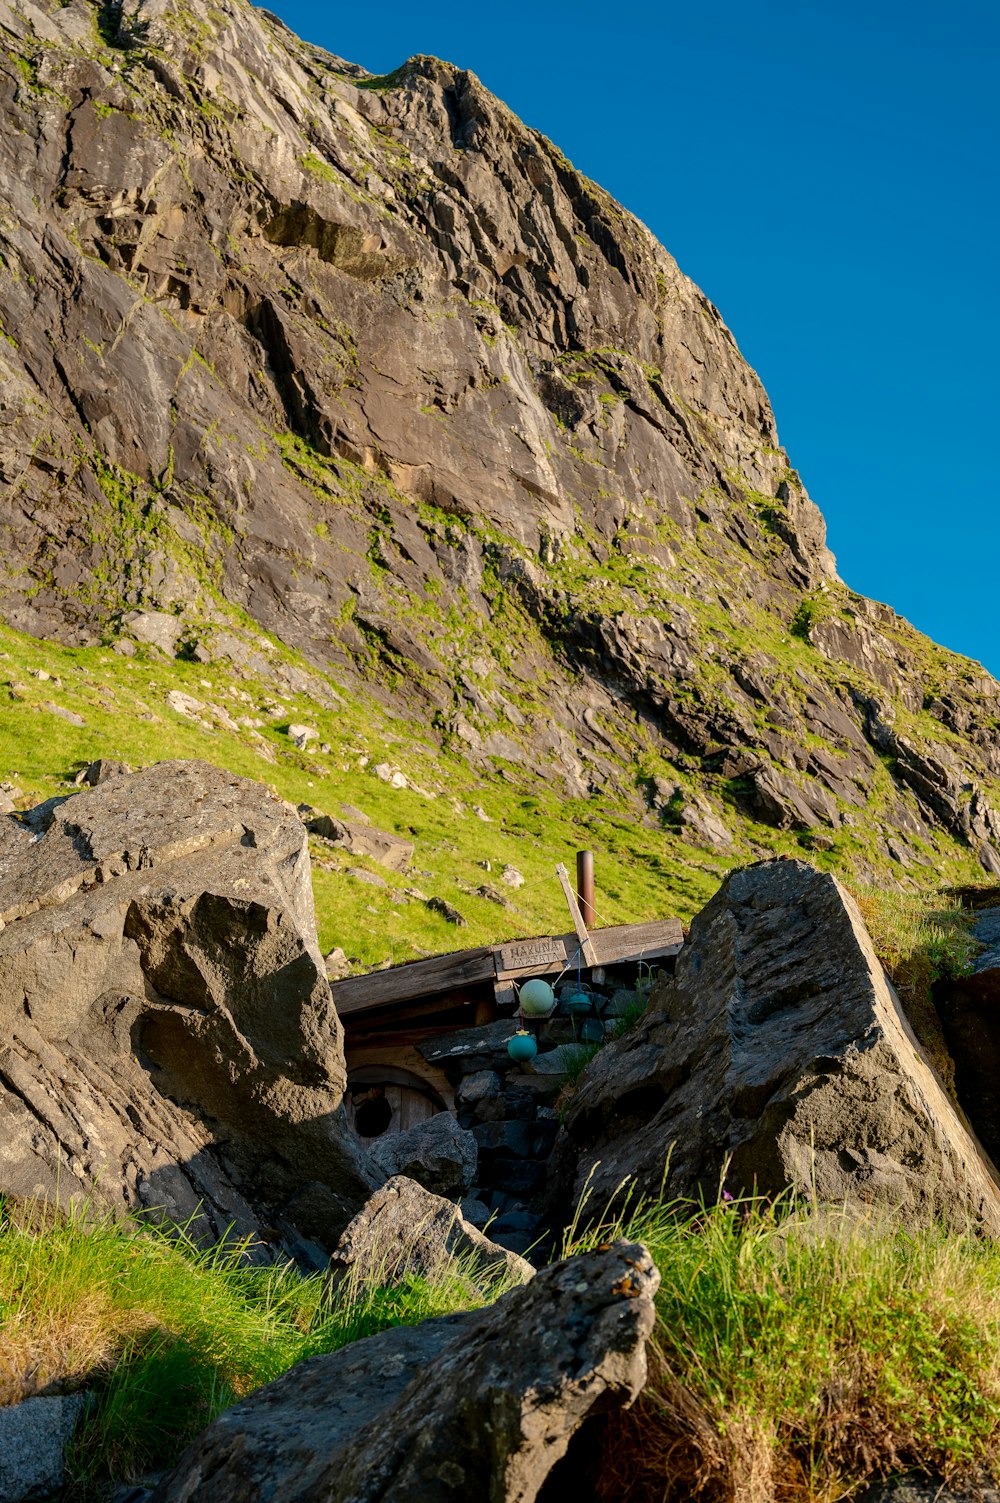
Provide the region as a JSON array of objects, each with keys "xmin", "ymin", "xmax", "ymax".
[{"xmin": 1, "ymin": 612, "xmax": 992, "ymax": 976}]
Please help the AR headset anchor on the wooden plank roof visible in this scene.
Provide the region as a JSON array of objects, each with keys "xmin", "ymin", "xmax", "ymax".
[{"xmin": 331, "ymin": 916, "xmax": 683, "ymax": 1020}]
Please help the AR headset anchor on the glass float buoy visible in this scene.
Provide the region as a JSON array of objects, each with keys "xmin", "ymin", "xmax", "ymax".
[
  {"xmin": 507, "ymin": 1029, "xmax": 538, "ymax": 1062},
  {"xmin": 564, "ymin": 991, "xmax": 592, "ymax": 1015},
  {"xmin": 519, "ymin": 978, "xmax": 555, "ymax": 1016}
]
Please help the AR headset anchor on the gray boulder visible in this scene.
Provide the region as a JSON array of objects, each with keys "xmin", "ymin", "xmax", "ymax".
[
  {"xmin": 938, "ymin": 904, "xmax": 1000, "ymax": 1166},
  {"xmin": 368, "ymin": 1111, "xmax": 478, "ymax": 1197},
  {"xmin": 0, "ymin": 760, "xmax": 376, "ymax": 1257},
  {"xmin": 305, "ymin": 810, "xmax": 414, "ymax": 872},
  {"xmin": 326, "ymin": 1175, "xmax": 532, "ymax": 1296},
  {"xmin": 0, "ymin": 1394, "xmax": 90, "ymax": 1502},
  {"xmin": 859, "ymin": 1479, "xmax": 999, "ymax": 1503},
  {"xmin": 151, "ymin": 1239, "xmax": 659, "ymax": 1503},
  {"xmin": 552, "ymin": 860, "xmax": 1000, "ymax": 1233}
]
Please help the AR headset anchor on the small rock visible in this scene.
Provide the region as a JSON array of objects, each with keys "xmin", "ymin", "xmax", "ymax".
[
  {"xmin": 348, "ymin": 868, "xmax": 387, "ymax": 888},
  {"xmin": 427, "ymin": 895, "xmax": 468, "ymax": 926},
  {"xmin": 339, "ymin": 804, "xmax": 370, "ymax": 825},
  {"xmin": 373, "ymin": 762, "xmax": 408, "ymax": 788},
  {"xmin": 0, "ymin": 1392, "xmax": 90, "ymax": 1502},
  {"xmin": 111, "ymin": 638, "xmax": 136, "ymax": 658},
  {"xmin": 473, "ymin": 805, "xmax": 492, "ymax": 822},
  {"xmin": 475, "ymin": 883, "xmax": 511, "ymax": 908},
  {"xmin": 501, "ymin": 864, "xmax": 525, "ymax": 888},
  {"xmin": 527, "ymin": 1042, "xmax": 594, "ymax": 1076},
  {"xmin": 326, "ymin": 1174, "xmax": 530, "ymax": 1294},
  {"xmin": 41, "ymin": 702, "xmax": 85, "ymax": 726},
  {"xmin": 455, "ymin": 1070, "xmax": 502, "ymax": 1108},
  {"xmin": 368, "ymin": 1112, "xmax": 478, "ymax": 1197},
  {"xmin": 324, "ymin": 947, "xmax": 350, "ymax": 981},
  {"xmin": 165, "ymin": 690, "xmax": 205, "ymax": 720},
  {"xmin": 73, "ymin": 759, "xmax": 132, "ymax": 787},
  {"xmin": 287, "ymin": 723, "xmax": 319, "ymax": 750},
  {"xmin": 459, "ymin": 1195, "xmax": 491, "ymax": 1229},
  {"xmin": 124, "ymin": 609, "xmax": 184, "ymax": 656}
]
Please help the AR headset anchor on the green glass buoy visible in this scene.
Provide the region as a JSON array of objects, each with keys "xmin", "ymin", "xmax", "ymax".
[
  {"xmin": 519, "ymin": 978, "xmax": 555, "ymax": 1016},
  {"xmin": 507, "ymin": 1030, "xmax": 538, "ymax": 1062}
]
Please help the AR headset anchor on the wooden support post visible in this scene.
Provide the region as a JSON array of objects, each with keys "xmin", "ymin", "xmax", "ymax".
[
  {"xmin": 576, "ymin": 849, "xmax": 595, "ymax": 927},
  {"xmin": 556, "ymin": 862, "xmax": 599, "ymax": 968}
]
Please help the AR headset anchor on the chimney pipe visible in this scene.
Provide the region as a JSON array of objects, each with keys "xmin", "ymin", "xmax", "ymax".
[{"xmin": 576, "ymin": 849, "xmax": 595, "ymax": 928}]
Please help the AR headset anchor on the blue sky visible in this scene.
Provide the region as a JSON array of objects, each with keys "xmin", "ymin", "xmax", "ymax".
[{"xmin": 270, "ymin": 0, "xmax": 999, "ymax": 675}]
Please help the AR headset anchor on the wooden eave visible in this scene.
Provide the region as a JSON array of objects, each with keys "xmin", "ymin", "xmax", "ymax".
[{"xmin": 331, "ymin": 916, "xmax": 683, "ymax": 1022}]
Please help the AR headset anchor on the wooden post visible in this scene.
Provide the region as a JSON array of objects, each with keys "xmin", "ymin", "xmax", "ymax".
[
  {"xmin": 576, "ymin": 849, "xmax": 595, "ymax": 927},
  {"xmin": 556, "ymin": 862, "xmax": 599, "ymax": 967}
]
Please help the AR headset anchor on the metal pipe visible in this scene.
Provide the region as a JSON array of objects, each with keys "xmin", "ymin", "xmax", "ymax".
[{"xmin": 576, "ymin": 849, "xmax": 595, "ymax": 928}]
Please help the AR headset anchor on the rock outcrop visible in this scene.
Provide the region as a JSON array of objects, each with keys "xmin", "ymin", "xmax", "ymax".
[
  {"xmin": 0, "ymin": 0, "xmax": 997, "ymax": 883},
  {"xmin": 937, "ymin": 905, "xmax": 1000, "ymax": 1168},
  {"xmin": 551, "ymin": 860, "xmax": 1000, "ymax": 1234},
  {"xmin": 150, "ymin": 1239, "xmax": 658, "ymax": 1503},
  {"xmin": 325, "ymin": 1174, "xmax": 533, "ymax": 1295},
  {"xmin": 0, "ymin": 759, "xmax": 375, "ymax": 1257}
]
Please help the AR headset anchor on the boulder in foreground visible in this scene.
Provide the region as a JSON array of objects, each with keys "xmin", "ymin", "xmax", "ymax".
[
  {"xmin": 552, "ymin": 860, "xmax": 1000, "ymax": 1234},
  {"xmin": 0, "ymin": 760, "xmax": 375, "ymax": 1258},
  {"xmin": 326, "ymin": 1175, "xmax": 533, "ymax": 1297},
  {"xmin": 151, "ymin": 1239, "xmax": 659, "ymax": 1503}
]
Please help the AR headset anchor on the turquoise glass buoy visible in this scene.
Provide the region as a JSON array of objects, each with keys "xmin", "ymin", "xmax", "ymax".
[
  {"xmin": 519, "ymin": 978, "xmax": 555, "ymax": 1016},
  {"xmin": 564, "ymin": 991, "xmax": 592, "ymax": 1014},
  {"xmin": 507, "ymin": 1030, "xmax": 538, "ymax": 1062}
]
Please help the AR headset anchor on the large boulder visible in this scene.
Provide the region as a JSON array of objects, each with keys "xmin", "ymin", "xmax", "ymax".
[
  {"xmin": 937, "ymin": 905, "xmax": 1000, "ymax": 1166},
  {"xmin": 368, "ymin": 1111, "xmax": 478, "ymax": 1196},
  {"xmin": 0, "ymin": 760, "xmax": 376, "ymax": 1258},
  {"xmin": 551, "ymin": 860, "xmax": 1000, "ymax": 1233},
  {"xmin": 326, "ymin": 1175, "xmax": 533, "ymax": 1297},
  {"xmin": 150, "ymin": 1239, "xmax": 659, "ymax": 1503}
]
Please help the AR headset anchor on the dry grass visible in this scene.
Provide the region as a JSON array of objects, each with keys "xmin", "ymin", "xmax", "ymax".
[
  {"xmin": 568, "ymin": 1191, "xmax": 1000, "ymax": 1503},
  {"xmin": 0, "ymin": 1195, "xmax": 498, "ymax": 1490}
]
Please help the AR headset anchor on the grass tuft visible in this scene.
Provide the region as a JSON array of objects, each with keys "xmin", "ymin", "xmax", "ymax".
[
  {"xmin": 566, "ymin": 1188, "xmax": 1000, "ymax": 1502},
  {"xmin": 0, "ymin": 1195, "xmax": 495, "ymax": 1489}
]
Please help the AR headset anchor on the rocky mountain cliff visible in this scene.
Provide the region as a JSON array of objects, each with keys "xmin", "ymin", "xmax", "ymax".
[{"xmin": 1, "ymin": 0, "xmax": 999, "ymax": 900}]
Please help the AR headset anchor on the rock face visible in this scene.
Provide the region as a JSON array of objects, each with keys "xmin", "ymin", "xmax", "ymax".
[
  {"xmin": 326, "ymin": 1174, "xmax": 533, "ymax": 1295},
  {"xmin": 0, "ymin": 760, "xmax": 375, "ymax": 1257},
  {"xmin": 0, "ymin": 0, "xmax": 997, "ymax": 880},
  {"xmin": 937, "ymin": 905, "xmax": 1000, "ymax": 1168},
  {"xmin": 367, "ymin": 1111, "xmax": 478, "ymax": 1196},
  {"xmin": 151, "ymin": 1239, "xmax": 659, "ymax": 1503},
  {"xmin": 552, "ymin": 860, "xmax": 1000, "ymax": 1234}
]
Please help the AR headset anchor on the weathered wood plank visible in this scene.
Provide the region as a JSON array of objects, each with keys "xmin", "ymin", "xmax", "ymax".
[
  {"xmin": 556, "ymin": 861, "xmax": 599, "ymax": 966},
  {"xmin": 588, "ymin": 919, "xmax": 683, "ymax": 967},
  {"xmin": 496, "ymin": 935, "xmax": 569, "ymax": 974},
  {"xmin": 341, "ymin": 987, "xmax": 492, "ymax": 1031},
  {"xmin": 332, "ymin": 947, "xmax": 495, "ymax": 1016}
]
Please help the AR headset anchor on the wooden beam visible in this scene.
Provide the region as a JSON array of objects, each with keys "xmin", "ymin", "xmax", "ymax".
[
  {"xmin": 340, "ymin": 986, "xmax": 492, "ymax": 1031},
  {"xmin": 331, "ymin": 947, "xmax": 495, "ymax": 1017},
  {"xmin": 333, "ymin": 917, "xmax": 685, "ymax": 1020},
  {"xmin": 588, "ymin": 918, "xmax": 683, "ymax": 967},
  {"xmin": 556, "ymin": 862, "xmax": 598, "ymax": 966}
]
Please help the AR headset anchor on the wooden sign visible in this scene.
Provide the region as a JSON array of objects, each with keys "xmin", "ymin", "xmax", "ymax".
[{"xmin": 496, "ymin": 936, "xmax": 568, "ymax": 974}]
